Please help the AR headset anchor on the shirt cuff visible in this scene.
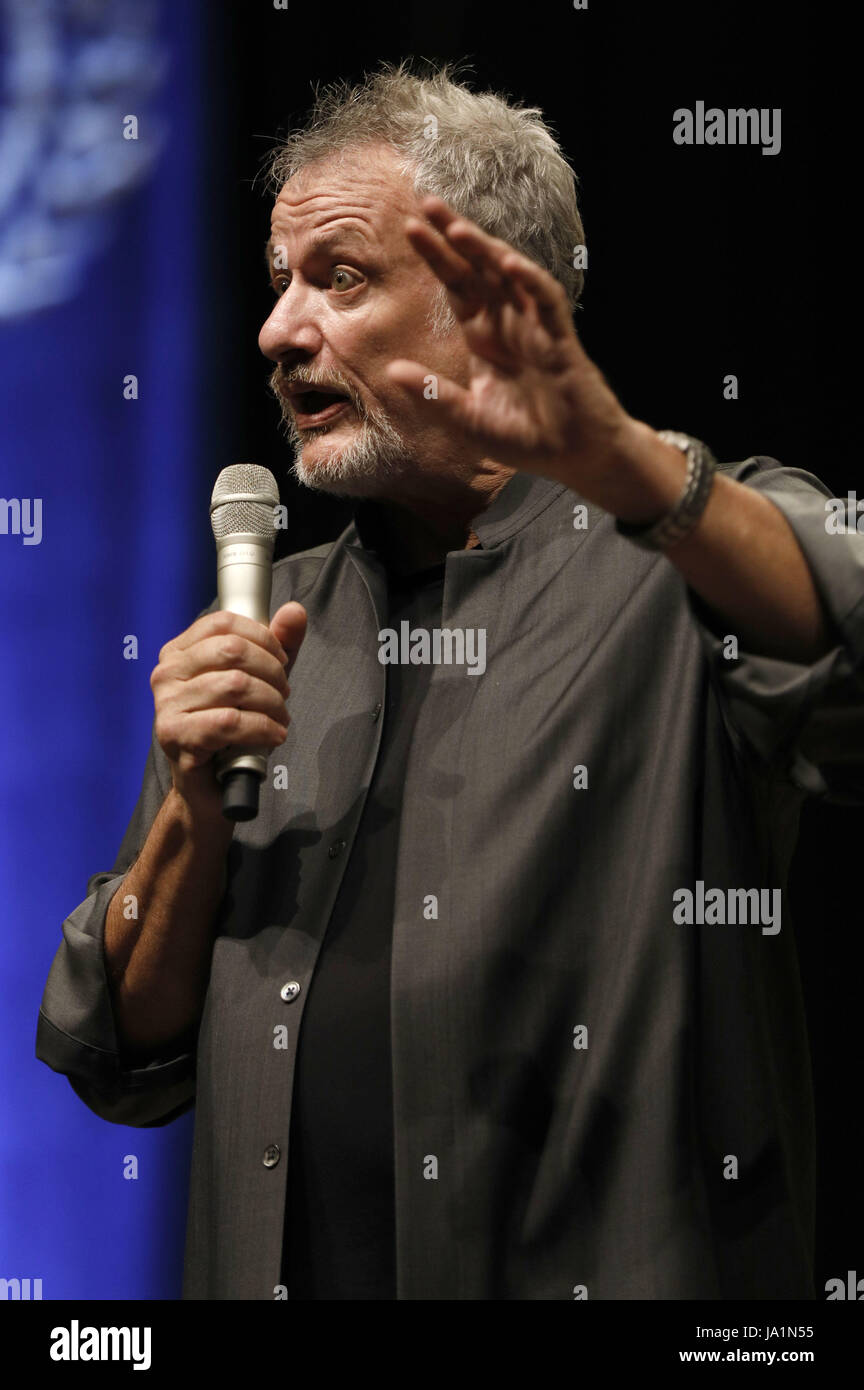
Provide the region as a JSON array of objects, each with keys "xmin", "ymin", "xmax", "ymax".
[
  {"xmin": 684, "ymin": 461, "xmax": 864, "ymax": 799},
  {"xmin": 35, "ymin": 874, "xmax": 197, "ymax": 1125}
]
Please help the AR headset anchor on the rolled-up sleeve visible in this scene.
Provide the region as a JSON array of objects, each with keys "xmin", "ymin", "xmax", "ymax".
[
  {"xmin": 685, "ymin": 457, "xmax": 864, "ymax": 803},
  {"xmin": 35, "ymin": 729, "xmax": 198, "ymax": 1127}
]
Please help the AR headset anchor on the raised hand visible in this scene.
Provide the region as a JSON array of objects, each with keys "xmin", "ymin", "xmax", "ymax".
[{"xmin": 386, "ymin": 195, "xmax": 633, "ymax": 494}]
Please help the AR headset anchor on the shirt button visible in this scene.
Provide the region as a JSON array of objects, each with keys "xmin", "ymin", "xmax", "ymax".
[
  {"xmin": 262, "ymin": 1144, "xmax": 281, "ymax": 1169},
  {"xmin": 280, "ymin": 980, "xmax": 301, "ymax": 1003},
  {"xmin": 328, "ymin": 839, "xmax": 346, "ymax": 858},
  {"xmin": 372, "ymin": 701, "xmax": 382, "ymax": 721}
]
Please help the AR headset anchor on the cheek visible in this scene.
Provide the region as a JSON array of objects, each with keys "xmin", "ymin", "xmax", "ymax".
[{"xmin": 340, "ymin": 295, "xmax": 462, "ymax": 407}]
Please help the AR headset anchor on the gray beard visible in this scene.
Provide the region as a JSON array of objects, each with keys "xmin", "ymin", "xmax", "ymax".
[{"xmin": 268, "ymin": 368, "xmax": 413, "ymax": 499}]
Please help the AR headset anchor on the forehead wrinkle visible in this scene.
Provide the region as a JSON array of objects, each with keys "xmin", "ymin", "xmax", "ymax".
[
  {"xmin": 266, "ymin": 154, "xmax": 425, "ymax": 274},
  {"xmin": 273, "ymin": 185, "xmax": 378, "ymax": 239},
  {"xmin": 271, "ymin": 206, "xmax": 380, "ymax": 247},
  {"xmin": 272, "ymin": 161, "xmax": 419, "ymax": 234},
  {"xmin": 306, "ymin": 222, "xmax": 375, "ymax": 248},
  {"xmin": 265, "ymin": 221, "xmax": 377, "ymax": 273}
]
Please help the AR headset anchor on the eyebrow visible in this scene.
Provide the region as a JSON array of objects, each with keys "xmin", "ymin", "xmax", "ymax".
[{"xmin": 264, "ymin": 227, "xmax": 371, "ymax": 270}]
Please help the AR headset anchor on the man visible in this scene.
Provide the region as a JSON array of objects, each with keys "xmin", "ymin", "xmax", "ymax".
[{"xmin": 36, "ymin": 61, "xmax": 864, "ymax": 1300}]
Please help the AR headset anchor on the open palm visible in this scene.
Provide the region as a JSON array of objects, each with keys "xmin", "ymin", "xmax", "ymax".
[{"xmin": 386, "ymin": 195, "xmax": 630, "ymax": 487}]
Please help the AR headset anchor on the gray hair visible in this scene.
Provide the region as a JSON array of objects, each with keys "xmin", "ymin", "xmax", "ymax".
[{"xmin": 262, "ymin": 58, "xmax": 586, "ymax": 332}]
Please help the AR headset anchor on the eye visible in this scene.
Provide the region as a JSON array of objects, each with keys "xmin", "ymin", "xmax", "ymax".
[
  {"xmin": 330, "ymin": 266, "xmax": 360, "ymax": 290},
  {"xmin": 271, "ymin": 274, "xmax": 290, "ymax": 297}
]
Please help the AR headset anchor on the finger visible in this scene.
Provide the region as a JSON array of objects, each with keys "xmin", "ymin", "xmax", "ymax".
[
  {"xmin": 404, "ymin": 218, "xmax": 490, "ymax": 314},
  {"xmin": 172, "ymin": 707, "xmax": 289, "ymax": 756},
  {"xmin": 405, "ymin": 217, "xmax": 523, "ymax": 318},
  {"xmin": 160, "ymin": 633, "xmax": 291, "ymax": 697},
  {"xmin": 385, "ymin": 359, "xmax": 474, "ymax": 417},
  {"xmin": 167, "ymin": 609, "xmax": 289, "ymax": 666},
  {"xmin": 499, "ymin": 253, "xmax": 575, "ymax": 342},
  {"xmin": 170, "ymin": 670, "xmax": 290, "ymax": 726},
  {"xmin": 419, "ymin": 197, "xmax": 572, "ymax": 336},
  {"xmin": 415, "ymin": 198, "xmax": 526, "ymax": 312},
  {"xmin": 270, "ymin": 602, "xmax": 307, "ymax": 667}
]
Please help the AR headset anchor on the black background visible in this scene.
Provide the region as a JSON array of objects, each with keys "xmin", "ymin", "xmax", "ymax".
[{"xmin": 200, "ymin": 0, "xmax": 860, "ymax": 1291}]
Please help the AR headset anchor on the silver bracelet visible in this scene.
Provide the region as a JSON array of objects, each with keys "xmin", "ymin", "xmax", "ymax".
[{"xmin": 615, "ymin": 430, "xmax": 717, "ymax": 551}]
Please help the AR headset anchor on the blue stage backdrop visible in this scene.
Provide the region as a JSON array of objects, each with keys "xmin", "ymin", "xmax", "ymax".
[{"xmin": 0, "ymin": 0, "xmax": 214, "ymax": 1299}]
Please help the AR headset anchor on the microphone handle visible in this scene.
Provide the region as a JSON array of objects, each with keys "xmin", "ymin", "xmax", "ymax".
[
  {"xmin": 214, "ymin": 535, "xmax": 275, "ymax": 822},
  {"xmin": 220, "ymin": 767, "xmax": 262, "ymax": 822}
]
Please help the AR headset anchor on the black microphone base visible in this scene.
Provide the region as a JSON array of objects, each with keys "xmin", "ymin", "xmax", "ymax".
[{"xmin": 221, "ymin": 769, "xmax": 262, "ymax": 822}]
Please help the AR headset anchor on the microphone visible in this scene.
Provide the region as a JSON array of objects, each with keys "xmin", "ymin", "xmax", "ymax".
[{"xmin": 209, "ymin": 463, "xmax": 280, "ymax": 821}]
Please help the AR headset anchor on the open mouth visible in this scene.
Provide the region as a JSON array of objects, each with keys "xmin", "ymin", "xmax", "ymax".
[{"xmin": 291, "ymin": 388, "xmax": 353, "ymax": 428}]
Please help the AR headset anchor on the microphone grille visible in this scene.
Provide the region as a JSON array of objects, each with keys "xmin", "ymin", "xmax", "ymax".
[{"xmin": 210, "ymin": 464, "xmax": 280, "ymax": 541}]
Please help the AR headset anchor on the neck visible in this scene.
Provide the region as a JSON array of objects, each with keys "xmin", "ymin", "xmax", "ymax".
[{"xmin": 366, "ymin": 466, "xmax": 516, "ymax": 575}]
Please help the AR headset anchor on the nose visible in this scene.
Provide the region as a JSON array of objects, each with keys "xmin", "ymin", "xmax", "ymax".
[{"xmin": 258, "ymin": 282, "xmax": 323, "ymax": 363}]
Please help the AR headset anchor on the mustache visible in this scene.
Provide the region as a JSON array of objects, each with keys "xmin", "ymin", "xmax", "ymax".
[{"xmin": 267, "ymin": 365, "xmax": 367, "ymax": 420}]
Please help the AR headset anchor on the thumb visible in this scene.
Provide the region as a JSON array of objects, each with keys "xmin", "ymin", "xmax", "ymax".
[{"xmin": 270, "ymin": 602, "xmax": 307, "ymax": 668}]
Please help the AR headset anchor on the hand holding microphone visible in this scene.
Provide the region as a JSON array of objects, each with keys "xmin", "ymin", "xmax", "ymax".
[{"xmin": 150, "ymin": 464, "xmax": 307, "ymax": 824}]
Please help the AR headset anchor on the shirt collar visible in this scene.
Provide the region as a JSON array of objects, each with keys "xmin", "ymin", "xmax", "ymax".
[{"xmin": 347, "ymin": 470, "xmax": 566, "ymax": 557}]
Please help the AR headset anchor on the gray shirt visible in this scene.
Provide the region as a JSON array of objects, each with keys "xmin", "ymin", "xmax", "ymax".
[{"xmin": 36, "ymin": 453, "xmax": 864, "ymax": 1299}]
